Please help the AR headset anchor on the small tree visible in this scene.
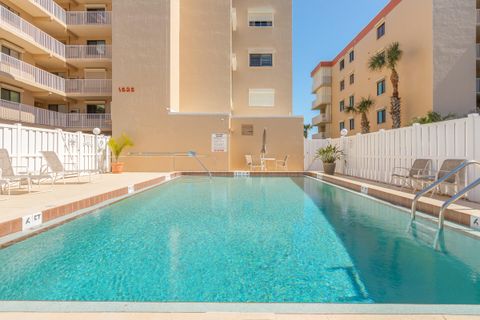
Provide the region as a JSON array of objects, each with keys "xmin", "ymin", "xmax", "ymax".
[
  {"xmin": 108, "ymin": 134, "xmax": 134, "ymax": 163},
  {"xmin": 304, "ymin": 124, "xmax": 313, "ymax": 139},
  {"xmin": 345, "ymin": 97, "xmax": 375, "ymax": 134},
  {"xmin": 368, "ymin": 42, "xmax": 403, "ymax": 128},
  {"xmin": 409, "ymin": 112, "xmax": 456, "ymax": 125}
]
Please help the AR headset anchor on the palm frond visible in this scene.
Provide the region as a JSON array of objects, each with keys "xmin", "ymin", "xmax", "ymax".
[
  {"xmin": 386, "ymin": 42, "xmax": 403, "ymax": 69},
  {"xmin": 368, "ymin": 51, "xmax": 386, "ymax": 71},
  {"xmin": 344, "ymin": 105, "xmax": 357, "ymax": 114},
  {"xmin": 356, "ymin": 97, "xmax": 375, "ymax": 114}
]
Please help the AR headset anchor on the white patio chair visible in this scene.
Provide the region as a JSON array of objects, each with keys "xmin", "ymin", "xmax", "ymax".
[
  {"xmin": 390, "ymin": 159, "xmax": 432, "ymax": 191},
  {"xmin": 40, "ymin": 151, "xmax": 97, "ymax": 184},
  {"xmin": 275, "ymin": 155, "xmax": 289, "ymax": 171},
  {"xmin": 245, "ymin": 155, "xmax": 265, "ymax": 171}
]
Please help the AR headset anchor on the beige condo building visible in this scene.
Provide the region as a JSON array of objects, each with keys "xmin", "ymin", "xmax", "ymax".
[
  {"xmin": 0, "ymin": 0, "xmax": 303, "ymax": 171},
  {"xmin": 310, "ymin": 0, "xmax": 477, "ymax": 139}
]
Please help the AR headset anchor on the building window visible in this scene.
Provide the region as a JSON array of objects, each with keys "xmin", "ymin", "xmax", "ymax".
[
  {"xmin": 349, "ymin": 118, "xmax": 355, "ymax": 130},
  {"xmin": 340, "ymin": 80, "xmax": 345, "ymax": 91},
  {"xmin": 249, "ymin": 89, "xmax": 275, "ymax": 107},
  {"xmin": 87, "ymin": 104, "xmax": 105, "ymax": 114},
  {"xmin": 1, "ymin": 45, "xmax": 21, "ymax": 60},
  {"xmin": 349, "ymin": 50, "xmax": 355, "ymax": 62},
  {"xmin": 349, "ymin": 73, "xmax": 355, "ymax": 85},
  {"xmin": 339, "ymin": 100, "xmax": 345, "ymax": 112},
  {"xmin": 339, "ymin": 59, "xmax": 345, "ymax": 71},
  {"xmin": 377, "ymin": 22, "xmax": 385, "ymax": 39},
  {"xmin": 349, "ymin": 95, "xmax": 355, "ymax": 108},
  {"xmin": 377, "ymin": 109, "xmax": 387, "ymax": 124},
  {"xmin": 1, "ymin": 88, "xmax": 20, "ymax": 103},
  {"xmin": 339, "ymin": 121, "xmax": 345, "ymax": 131},
  {"xmin": 86, "ymin": 40, "xmax": 106, "ymax": 56},
  {"xmin": 48, "ymin": 104, "xmax": 59, "ymax": 112},
  {"xmin": 249, "ymin": 53, "xmax": 273, "ymax": 67},
  {"xmin": 248, "ymin": 10, "xmax": 274, "ymax": 27},
  {"xmin": 377, "ymin": 79, "xmax": 386, "ymax": 96}
]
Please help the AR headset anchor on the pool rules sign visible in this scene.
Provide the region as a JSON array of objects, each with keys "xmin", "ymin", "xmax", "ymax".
[{"xmin": 212, "ymin": 133, "xmax": 228, "ymax": 152}]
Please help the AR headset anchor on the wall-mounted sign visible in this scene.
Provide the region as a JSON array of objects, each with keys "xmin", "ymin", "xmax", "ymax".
[
  {"xmin": 128, "ymin": 185, "xmax": 135, "ymax": 194},
  {"xmin": 22, "ymin": 212, "xmax": 42, "ymax": 231},
  {"xmin": 118, "ymin": 87, "xmax": 135, "ymax": 93},
  {"xmin": 472, "ymin": 216, "xmax": 480, "ymax": 231},
  {"xmin": 212, "ymin": 133, "xmax": 228, "ymax": 152},
  {"xmin": 241, "ymin": 124, "xmax": 254, "ymax": 136}
]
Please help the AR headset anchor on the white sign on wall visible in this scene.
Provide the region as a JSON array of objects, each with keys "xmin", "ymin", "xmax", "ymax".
[
  {"xmin": 212, "ymin": 133, "xmax": 228, "ymax": 152},
  {"xmin": 22, "ymin": 212, "xmax": 43, "ymax": 231},
  {"xmin": 471, "ymin": 216, "xmax": 480, "ymax": 231}
]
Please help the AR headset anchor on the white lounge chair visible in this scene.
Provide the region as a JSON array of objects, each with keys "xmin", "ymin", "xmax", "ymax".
[
  {"xmin": 276, "ymin": 155, "xmax": 289, "ymax": 171},
  {"xmin": 0, "ymin": 149, "xmax": 48, "ymax": 194},
  {"xmin": 41, "ymin": 151, "xmax": 97, "ymax": 184},
  {"xmin": 414, "ymin": 159, "xmax": 466, "ymax": 196},
  {"xmin": 390, "ymin": 159, "xmax": 432, "ymax": 190},
  {"xmin": 245, "ymin": 155, "xmax": 265, "ymax": 171}
]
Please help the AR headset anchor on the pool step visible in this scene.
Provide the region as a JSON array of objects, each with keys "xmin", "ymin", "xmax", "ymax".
[{"xmin": 410, "ymin": 221, "xmax": 439, "ymax": 246}]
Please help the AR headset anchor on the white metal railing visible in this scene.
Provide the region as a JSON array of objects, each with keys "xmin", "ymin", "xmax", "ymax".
[
  {"xmin": 0, "ymin": 6, "xmax": 65, "ymax": 57},
  {"xmin": 0, "ymin": 53, "xmax": 65, "ymax": 92},
  {"xmin": 0, "ymin": 99, "xmax": 111, "ymax": 129},
  {"xmin": 66, "ymin": 45, "xmax": 112, "ymax": 60},
  {"xmin": 312, "ymin": 75, "xmax": 332, "ymax": 93},
  {"xmin": 31, "ymin": 0, "xmax": 66, "ymax": 24},
  {"xmin": 66, "ymin": 11, "xmax": 112, "ymax": 25},
  {"xmin": 65, "ymin": 79, "xmax": 112, "ymax": 95},
  {"xmin": 312, "ymin": 113, "xmax": 331, "ymax": 125}
]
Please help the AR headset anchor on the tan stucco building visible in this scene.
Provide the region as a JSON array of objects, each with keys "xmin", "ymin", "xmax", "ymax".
[
  {"xmin": 310, "ymin": 0, "xmax": 477, "ymax": 139},
  {"xmin": 0, "ymin": 0, "xmax": 303, "ymax": 171}
]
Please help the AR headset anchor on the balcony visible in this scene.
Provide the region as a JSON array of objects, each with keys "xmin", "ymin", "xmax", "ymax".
[
  {"xmin": 65, "ymin": 79, "xmax": 112, "ymax": 97},
  {"xmin": 66, "ymin": 11, "xmax": 112, "ymax": 36},
  {"xmin": 0, "ymin": 6, "xmax": 65, "ymax": 60},
  {"xmin": 0, "ymin": 99, "xmax": 112, "ymax": 130},
  {"xmin": 66, "ymin": 45, "xmax": 112, "ymax": 68},
  {"xmin": 312, "ymin": 132, "xmax": 329, "ymax": 140},
  {"xmin": 0, "ymin": 53, "xmax": 65, "ymax": 94},
  {"xmin": 312, "ymin": 93, "xmax": 332, "ymax": 110},
  {"xmin": 312, "ymin": 113, "xmax": 331, "ymax": 125},
  {"xmin": 311, "ymin": 75, "xmax": 332, "ymax": 93}
]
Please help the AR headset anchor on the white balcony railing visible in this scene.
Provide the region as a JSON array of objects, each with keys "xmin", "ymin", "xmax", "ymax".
[
  {"xmin": 312, "ymin": 94, "xmax": 332, "ymax": 109},
  {"xmin": 312, "ymin": 113, "xmax": 331, "ymax": 125},
  {"xmin": 312, "ymin": 75, "xmax": 332, "ymax": 93},
  {"xmin": 66, "ymin": 45, "xmax": 112, "ymax": 60},
  {"xmin": 32, "ymin": 0, "xmax": 66, "ymax": 24},
  {"xmin": 0, "ymin": 6, "xmax": 65, "ymax": 57},
  {"xmin": 0, "ymin": 53, "xmax": 65, "ymax": 92},
  {"xmin": 65, "ymin": 79, "xmax": 112, "ymax": 95},
  {"xmin": 66, "ymin": 11, "xmax": 112, "ymax": 25},
  {"xmin": 0, "ymin": 99, "xmax": 111, "ymax": 130}
]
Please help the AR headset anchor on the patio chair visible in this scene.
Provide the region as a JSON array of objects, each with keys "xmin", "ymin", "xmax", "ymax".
[
  {"xmin": 390, "ymin": 159, "xmax": 432, "ymax": 190},
  {"xmin": 414, "ymin": 159, "xmax": 466, "ymax": 196},
  {"xmin": 275, "ymin": 155, "xmax": 289, "ymax": 171},
  {"xmin": 245, "ymin": 155, "xmax": 265, "ymax": 171},
  {"xmin": 0, "ymin": 149, "xmax": 49, "ymax": 194},
  {"xmin": 40, "ymin": 151, "xmax": 97, "ymax": 184}
]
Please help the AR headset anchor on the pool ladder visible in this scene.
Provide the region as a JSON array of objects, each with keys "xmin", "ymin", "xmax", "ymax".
[{"xmin": 410, "ymin": 160, "xmax": 480, "ymax": 249}]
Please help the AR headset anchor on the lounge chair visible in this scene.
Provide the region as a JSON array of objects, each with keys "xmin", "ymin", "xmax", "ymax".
[
  {"xmin": 390, "ymin": 159, "xmax": 432, "ymax": 190},
  {"xmin": 276, "ymin": 155, "xmax": 289, "ymax": 171},
  {"xmin": 40, "ymin": 151, "xmax": 97, "ymax": 184},
  {"xmin": 245, "ymin": 155, "xmax": 265, "ymax": 171},
  {"xmin": 414, "ymin": 159, "xmax": 466, "ymax": 196},
  {"xmin": 0, "ymin": 149, "xmax": 49, "ymax": 194}
]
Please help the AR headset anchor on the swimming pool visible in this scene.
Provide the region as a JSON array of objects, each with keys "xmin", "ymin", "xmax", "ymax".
[{"xmin": 0, "ymin": 176, "xmax": 479, "ymax": 304}]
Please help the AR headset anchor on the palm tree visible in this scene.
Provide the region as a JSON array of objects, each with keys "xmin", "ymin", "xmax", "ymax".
[
  {"xmin": 344, "ymin": 97, "xmax": 374, "ymax": 134},
  {"xmin": 368, "ymin": 42, "xmax": 403, "ymax": 129},
  {"xmin": 304, "ymin": 124, "xmax": 313, "ymax": 139}
]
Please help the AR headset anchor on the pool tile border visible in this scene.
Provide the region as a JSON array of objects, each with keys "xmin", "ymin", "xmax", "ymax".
[{"xmin": 0, "ymin": 171, "xmax": 479, "ymax": 247}]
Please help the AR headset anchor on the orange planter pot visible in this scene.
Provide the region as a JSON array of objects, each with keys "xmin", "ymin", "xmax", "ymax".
[{"xmin": 111, "ymin": 162, "xmax": 125, "ymax": 174}]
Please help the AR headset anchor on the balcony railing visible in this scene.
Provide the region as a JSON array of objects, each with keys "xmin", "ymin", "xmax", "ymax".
[
  {"xmin": 66, "ymin": 11, "xmax": 112, "ymax": 25},
  {"xmin": 0, "ymin": 6, "xmax": 65, "ymax": 57},
  {"xmin": 312, "ymin": 75, "xmax": 332, "ymax": 93},
  {"xmin": 0, "ymin": 53, "xmax": 65, "ymax": 92},
  {"xmin": 66, "ymin": 45, "xmax": 112, "ymax": 60},
  {"xmin": 31, "ymin": 0, "xmax": 66, "ymax": 24},
  {"xmin": 65, "ymin": 79, "xmax": 112, "ymax": 95},
  {"xmin": 312, "ymin": 94, "xmax": 332, "ymax": 109},
  {"xmin": 0, "ymin": 99, "xmax": 111, "ymax": 130},
  {"xmin": 312, "ymin": 132, "xmax": 329, "ymax": 140},
  {"xmin": 312, "ymin": 113, "xmax": 331, "ymax": 125}
]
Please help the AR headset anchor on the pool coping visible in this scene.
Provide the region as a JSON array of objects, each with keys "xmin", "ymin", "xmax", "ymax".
[{"xmin": 1, "ymin": 171, "xmax": 479, "ymax": 246}]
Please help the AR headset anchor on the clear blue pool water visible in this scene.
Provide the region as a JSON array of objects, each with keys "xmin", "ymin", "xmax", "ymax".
[{"xmin": 0, "ymin": 176, "xmax": 479, "ymax": 303}]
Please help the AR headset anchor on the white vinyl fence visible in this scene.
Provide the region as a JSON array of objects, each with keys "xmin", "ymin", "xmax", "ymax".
[
  {"xmin": 305, "ymin": 114, "xmax": 480, "ymax": 202},
  {"xmin": 0, "ymin": 123, "xmax": 110, "ymax": 175}
]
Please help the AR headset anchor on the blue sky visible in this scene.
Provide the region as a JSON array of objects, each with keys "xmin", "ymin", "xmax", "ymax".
[{"xmin": 292, "ymin": 0, "xmax": 389, "ymax": 121}]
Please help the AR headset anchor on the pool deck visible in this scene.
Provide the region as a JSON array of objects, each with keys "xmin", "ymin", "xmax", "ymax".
[{"xmin": 0, "ymin": 312, "xmax": 478, "ymax": 319}]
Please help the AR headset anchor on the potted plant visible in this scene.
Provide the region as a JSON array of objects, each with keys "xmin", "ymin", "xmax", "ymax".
[
  {"xmin": 108, "ymin": 134, "xmax": 134, "ymax": 174},
  {"xmin": 315, "ymin": 144, "xmax": 343, "ymax": 175}
]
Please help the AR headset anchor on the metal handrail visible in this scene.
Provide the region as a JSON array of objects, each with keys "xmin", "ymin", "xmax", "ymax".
[{"xmin": 410, "ymin": 160, "xmax": 480, "ymax": 222}]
